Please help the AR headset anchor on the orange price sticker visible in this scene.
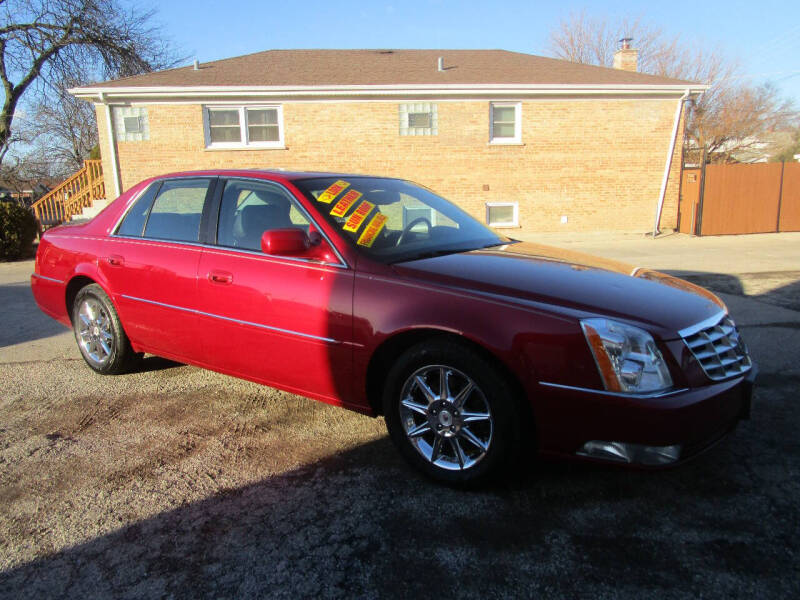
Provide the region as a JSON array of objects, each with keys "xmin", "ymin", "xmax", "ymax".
[
  {"xmin": 317, "ymin": 180, "xmax": 350, "ymax": 204},
  {"xmin": 343, "ymin": 201, "xmax": 375, "ymax": 232},
  {"xmin": 357, "ymin": 213, "xmax": 388, "ymax": 247},
  {"xmin": 330, "ymin": 190, "xmax": 362, "ymax": 217}
]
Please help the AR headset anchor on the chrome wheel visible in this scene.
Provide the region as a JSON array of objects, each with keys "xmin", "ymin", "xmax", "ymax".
[
  {"xmin": 399, "ymin": 365, "xmax": 494, "ymax": 471},
  {"xmin": 76, "ymin": 297, "xmax": 114, "ymax": 367}
]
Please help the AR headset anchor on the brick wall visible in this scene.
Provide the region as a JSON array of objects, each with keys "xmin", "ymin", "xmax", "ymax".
[{"xmin": 97, "ymin": 98, "xmax": 685, "ymax": 233}]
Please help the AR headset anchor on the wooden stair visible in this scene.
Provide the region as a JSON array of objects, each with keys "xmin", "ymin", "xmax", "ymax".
[{"xmin": 31, "ymin": 160, "xmax": 105, "ymax": 229}]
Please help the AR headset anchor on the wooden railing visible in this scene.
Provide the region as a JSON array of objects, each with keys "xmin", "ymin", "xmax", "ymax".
[{"xmin": 31, "ymin": 160, "xmax": 105, "ymax": 228}]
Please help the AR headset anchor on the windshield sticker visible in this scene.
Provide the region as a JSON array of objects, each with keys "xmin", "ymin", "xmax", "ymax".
[
  {"xmin": 330, "ymin": 190, "xmax": 362, "ymax": 217},
  {"xmin": 317, "ymin": 180, "xmax": 350, "ymax": 204},
  {"xmin": 357, "ymin": 213, "xmax": 388, "ymax": 247},
  {"xmin": 343, "ymin": 200, "xmax": 374, "ymax": 232}
]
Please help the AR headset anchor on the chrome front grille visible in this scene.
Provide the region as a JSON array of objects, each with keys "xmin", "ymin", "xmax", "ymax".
[{"xmin": 682, "ymin": 315, "xmax": 751, "ymax": 381}]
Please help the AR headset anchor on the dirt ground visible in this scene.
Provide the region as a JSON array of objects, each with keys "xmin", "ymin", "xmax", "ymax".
[{"xmin": 1, "ymin": 233, "xmax": 799, "ymax": 598}]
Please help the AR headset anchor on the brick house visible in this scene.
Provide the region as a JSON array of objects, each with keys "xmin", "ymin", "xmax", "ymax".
[{"xmin": 71, "ymin": 49, "xmax": 705, "ymax": 233}]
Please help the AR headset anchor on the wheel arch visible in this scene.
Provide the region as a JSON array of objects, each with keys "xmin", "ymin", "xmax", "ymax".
[
  {"xmin": 365, "ymin": 328, "xmax": 532, "ymax": 426},
  {"xmin": 65, "ymin": 275, "xmax": 99, "ymax": 323}
]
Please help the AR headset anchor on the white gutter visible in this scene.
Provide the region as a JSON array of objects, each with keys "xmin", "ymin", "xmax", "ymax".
[
  {"xmin": 652, "ymin": 89, "xmax": 691, "ymax": 237},
  {"xmin": 99, "ymin": 92, "xmax": 122, "ymax": 198},
  {"xmin": 70, "ymin": 82, "xmax": 710, "ymax": 101}
]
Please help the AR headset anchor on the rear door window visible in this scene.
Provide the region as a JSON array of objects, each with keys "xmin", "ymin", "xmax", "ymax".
[{"xmin": 142, "ymin": 179, "xmax": 212, "ymax": 243}]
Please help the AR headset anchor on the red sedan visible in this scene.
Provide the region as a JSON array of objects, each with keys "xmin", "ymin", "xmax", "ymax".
[{"xmin": 31, "ymin": 170, "xmax": 755, "ymax": 485}]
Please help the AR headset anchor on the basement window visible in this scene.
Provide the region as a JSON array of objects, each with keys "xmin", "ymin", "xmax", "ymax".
[
  {"xmin": 489, "ymin": 102, "xmax": 522, "ymax": 144},
  {"xmin": 486, "ymin": 202, "xmax": 518, "ymax": 227},
  {"xmin": 399, "ymin": 103, "xmax": 438, "ymax": 136},
  {"xmin": 204, "ymin": 106, "xmax": 284, "ymax": 149}
]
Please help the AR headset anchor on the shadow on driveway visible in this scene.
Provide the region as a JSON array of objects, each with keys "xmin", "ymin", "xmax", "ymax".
[
  {"xmin": 0, "ymin": 281, "xmax": 68, "ymax": 347},
  {"xmin": 0, "ymin": 270, "xmax": 798, "ymax": 598},
  {"xmin": 1, "ymin": 411, "xmax": 797, "ymax": 600}
]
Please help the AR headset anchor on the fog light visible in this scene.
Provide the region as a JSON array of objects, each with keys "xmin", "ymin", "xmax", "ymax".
[{"xmin": 577, "ymin": 441, "xmax": 681, "ymax": 465}]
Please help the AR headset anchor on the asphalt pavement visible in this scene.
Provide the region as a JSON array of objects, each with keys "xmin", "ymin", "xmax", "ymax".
[{"xmin": 1, "ymin": 232, "xmax": 798, "ymax": 599}]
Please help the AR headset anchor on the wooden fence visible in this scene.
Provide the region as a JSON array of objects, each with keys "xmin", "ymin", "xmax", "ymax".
[{"xmin": 678, "ymin": 162, "xmax": 800, "ymax": 235}]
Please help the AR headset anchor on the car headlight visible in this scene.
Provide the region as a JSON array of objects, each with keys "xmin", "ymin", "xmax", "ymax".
[{"xmin": 580, "ymin": 318, "xmax": 673, "ymax": 394}]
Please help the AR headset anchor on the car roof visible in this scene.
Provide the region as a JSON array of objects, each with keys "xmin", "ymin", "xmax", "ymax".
[{"xmin": 148, "ymin": 169, "xmax": 395, "ymax": 183}]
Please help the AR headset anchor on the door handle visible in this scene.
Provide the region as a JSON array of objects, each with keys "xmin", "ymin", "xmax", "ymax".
[
  {"xmin": 208, "ymin": 270, "xmax": 233, "ymax": 285},
  {"xmin": 107, "ymin": 255, "xmax": 124, "ymax": 266}
]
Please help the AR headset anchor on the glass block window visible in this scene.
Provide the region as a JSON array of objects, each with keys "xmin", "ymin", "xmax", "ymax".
[
  {"xmin": 399, "ymin": 103, "xmax": 438, "ymax": 136},
  {"xmin": 204, "ymin": 106, "xmax": 284, "ymax": 148},
  {"xmin": 112, "ymin": 106, "xmax": 149, "ymax": 141},
  {"xmin": 486, "ymin": 202, "xmax": 519, "ymax": 227},
  {"xmin": 490, "ymin": 102, "xmax": 521, "ymax": 144}
]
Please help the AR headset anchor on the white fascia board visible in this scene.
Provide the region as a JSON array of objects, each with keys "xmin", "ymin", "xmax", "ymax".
[{"xmin": 69, "ymin": 82, "xmax": 709, "ymax": 101}]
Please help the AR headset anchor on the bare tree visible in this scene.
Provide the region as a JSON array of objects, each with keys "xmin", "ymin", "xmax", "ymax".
[
  {"xmin": 548, "ymin": 11, "xmax": 797, "ymax": 163},
  {"xmin": 549, "ymin": 11, "xmax": 667, "ymax": 74},
  {"xmin": 0, "ymin": 0, "xmax": 177, "ymax": 164},
  {"xmin": 30, "ymin": 75, "xmax": 98, "ymax": 176},
  {"xmin": 769, "ymin": 128, "xmax": 800, "ymax": 162}
]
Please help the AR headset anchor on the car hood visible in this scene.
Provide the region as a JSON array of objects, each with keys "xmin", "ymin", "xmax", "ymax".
[{"xmin": 392, "ymin": 241, "xmax": 725, "ymax": 339}]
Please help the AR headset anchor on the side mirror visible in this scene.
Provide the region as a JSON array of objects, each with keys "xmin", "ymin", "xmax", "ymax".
[{"xmin": 260, "ymin": 228, "xmax": 310, "ymax": 256}]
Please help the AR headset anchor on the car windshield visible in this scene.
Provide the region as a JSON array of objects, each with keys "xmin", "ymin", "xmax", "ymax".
[{"xmin": 293, "ymin": 176, "xmax": 513, "ymax": 263}]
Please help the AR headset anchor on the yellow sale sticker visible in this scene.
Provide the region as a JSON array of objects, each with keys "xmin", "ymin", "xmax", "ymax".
[
  {"xmin": 317, "ymin": 180, "xmax": 350, "ymax": 204},
  {"xmin": 343, "ymin": 200, "xmax": 374, "ymax": 232},
  {"xmin": 330, "ymin": 190, "xmax": 362, "ymax": 217},
  {"xmin": 357, "ymin": 213, "xmax": 388, "ymax": 247}
]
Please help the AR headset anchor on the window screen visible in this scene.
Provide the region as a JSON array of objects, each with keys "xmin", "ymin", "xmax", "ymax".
[
  {"xmin": 246, "ymin": 108, "xmax": 280, "ymax": 142},
  {"xmin": 491, "ymin": 105, "xmax": 517, "ymax": 139},
  {"xmin": 208, "ymin": 109, "xmax": 242, "ymax": 143}
]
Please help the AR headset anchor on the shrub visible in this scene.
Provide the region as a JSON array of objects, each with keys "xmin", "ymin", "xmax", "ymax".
[{"xmin": 0, "ymin": 201, "xmax": 39, "ymax": 260}]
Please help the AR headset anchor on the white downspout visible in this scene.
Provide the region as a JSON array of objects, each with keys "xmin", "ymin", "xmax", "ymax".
[
  {"xmin": 100, "ymin": 92, "xmax": 122, "ymax": 198},
  {"xmin": 653, "ymin": 89, "xmax": 691, "ymax": 237}
]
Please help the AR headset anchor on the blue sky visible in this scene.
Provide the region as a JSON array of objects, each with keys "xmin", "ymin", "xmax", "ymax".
[{"xmin": 146, "ymin": 0, "xmax": 800, "ymax": 103}]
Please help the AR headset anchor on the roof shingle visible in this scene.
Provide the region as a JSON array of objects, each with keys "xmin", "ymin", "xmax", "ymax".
[{"xmin": 86, "ymin": 49, "xmax": 698, "ymax": 89}]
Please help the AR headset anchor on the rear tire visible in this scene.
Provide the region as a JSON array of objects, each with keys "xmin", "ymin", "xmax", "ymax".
[
  {"xmin": 72, "ymin": 283, "xmax": 139, "ymax": 375},
  {"xmin": 382, "ymin": 339, "xmax": 520, "ymax": 486}
]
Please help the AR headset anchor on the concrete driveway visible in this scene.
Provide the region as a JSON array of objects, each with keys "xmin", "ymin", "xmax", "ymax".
[{"xmin": 1, "ymin": 233, "xmax": 799, "ymax": 599}]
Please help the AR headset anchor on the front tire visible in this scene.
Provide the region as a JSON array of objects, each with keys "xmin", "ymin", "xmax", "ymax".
[
  {"xmin": 383, "ymin": 340, "xmax": 520, "ymax": 486},
  {"xmin": 72, "ymin": 283, "xmax": 138, "ymax": 375}
]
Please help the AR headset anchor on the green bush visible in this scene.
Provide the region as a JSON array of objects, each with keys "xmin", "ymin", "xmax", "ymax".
[{"xmin": 0, "ymin": 201, "xmax": 39, "ymax": 260}]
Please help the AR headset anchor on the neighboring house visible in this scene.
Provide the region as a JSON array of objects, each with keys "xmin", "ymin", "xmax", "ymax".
[
  {"xmin": 70, "ymin": 49, "xmax": 705, "ymax": 233},
  {"xmin": 0, "ymin": 181, "xmax": 52, "ymax": 206}
]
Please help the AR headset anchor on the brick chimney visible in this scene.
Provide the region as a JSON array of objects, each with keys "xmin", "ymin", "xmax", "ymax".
[{"xmin": 613, "ymin": 38, "xmax": 638, "ymax": 72}]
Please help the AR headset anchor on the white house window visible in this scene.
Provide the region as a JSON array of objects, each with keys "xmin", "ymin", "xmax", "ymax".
[
  {"xmin": 112, "ymin": 106, "xmax": 149, "ymax": 141},
  {"xmin": 489, "ymin": 102, "xmax": 522, "ymax": 144},
  {"xmin": 204, "ymin": 106, "xmax": 284, "ymax": 148},
  {"xmin": 486, "ymin": 202, "xmax": 518, "ymax": 227},
  {"xmin": 399, "ymin": 103, "xmax": 437, "ymax": 136}
]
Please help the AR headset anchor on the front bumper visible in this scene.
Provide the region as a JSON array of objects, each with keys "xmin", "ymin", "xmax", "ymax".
[{"xmin": 534, "ymin": 364, "xmax": 756, "ymax": 466}]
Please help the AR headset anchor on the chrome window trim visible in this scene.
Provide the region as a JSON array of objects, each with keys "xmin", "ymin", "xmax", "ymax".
[
  {"xmin": 199, "ymin": 243, "xmax": 350, "ymax": 270},
  {"xmin": 120, "ymin": 294, "xmax": 341, "ymax": 344},
  {"xmin": 109, "ymin": 175, "xmax": 350, "ymax": 270},
  {"xmin": 31, "ymin": 273, "xmax": 64, "ymax": 284},
  {"xmin": 677, "ymin": 310, "xmax": 728, "ymax": 339},
  {"xmin": 539, "ymin": 381, "xmax": 689, "ymax": 399}
]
